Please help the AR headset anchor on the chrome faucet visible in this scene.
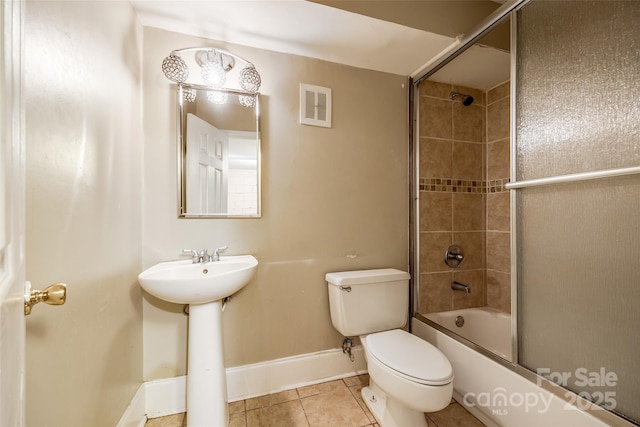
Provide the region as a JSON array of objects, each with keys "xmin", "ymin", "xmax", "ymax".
[
  {"xmin": 212, "ymin": 246, "xmax": 228, "ymax": 262},
  {"xmin": 198, "ymin": 249, "xmax": 211, "ymax": 262},
  {"xmin": 451, "ymin": 281, "xmax": 471, "ymax": 293},
  {"xmin": 183, "ymin": 246, "xmax": 228, "ymax": 263},
  {"xmin": 183, "ymin": 249, "xmax": 212, "ymax": 263}
]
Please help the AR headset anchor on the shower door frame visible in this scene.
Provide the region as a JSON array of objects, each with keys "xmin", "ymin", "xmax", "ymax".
[{"xmin": 409, "ymin": 1, "xmax": 636, "ymax": 426}]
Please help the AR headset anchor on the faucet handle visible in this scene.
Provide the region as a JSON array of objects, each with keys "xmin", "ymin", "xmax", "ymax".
[
  {"xmin": 182, "ymin": 249, "xmax": 199, "ymax": 263},
  {"xmin": 213, "ymin": 246, "xmax": 228, "ymax": 261}
]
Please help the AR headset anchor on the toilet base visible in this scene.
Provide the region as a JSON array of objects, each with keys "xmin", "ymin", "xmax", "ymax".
[{"xmin": 361, "ymin": 380, "xmax": 428, "ymax": 427}]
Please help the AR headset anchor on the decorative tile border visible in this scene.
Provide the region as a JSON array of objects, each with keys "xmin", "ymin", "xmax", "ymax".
[
  {"xmin": 487, "ymin": 178, "xmax": 510, "ymax": 193},
  {"xmin": 419, "ymin": 177, "xmax": 510, "ymax": 193}
]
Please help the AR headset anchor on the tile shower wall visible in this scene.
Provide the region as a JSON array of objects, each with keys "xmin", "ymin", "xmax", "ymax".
[
  {"xmin": 418, "ymin": 80, "xmax": 511, "ymax": 314},
  {"xmin": 418, "ymin": 81, "xmax": 487, "ymax": 313}
]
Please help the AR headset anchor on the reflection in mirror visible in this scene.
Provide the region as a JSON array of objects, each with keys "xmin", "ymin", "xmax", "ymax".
[{"xmin": 178, "ymin": 86, "xmax": 260, "ymax": 217}]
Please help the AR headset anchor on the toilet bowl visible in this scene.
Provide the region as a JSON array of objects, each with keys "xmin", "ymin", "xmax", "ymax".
[
  {"xmin": 360, "ymin": 329, "xmax": 453, "ymax": 427},
  {"xmin": 325, "ymin": 269, "xmax": 454, "ymax": 427}
]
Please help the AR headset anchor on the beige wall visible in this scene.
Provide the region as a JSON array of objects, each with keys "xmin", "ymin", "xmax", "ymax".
[
  {"xmin": 142, "ymin": 27, "xmax": 409, "ymax": 379},
  {"xmin": 417, "ymin": 79, "xmax": 510, "ymax": 314},
  {"xmin": 24, "ymin": 2, "xmax": 143, "ymax": 426}
]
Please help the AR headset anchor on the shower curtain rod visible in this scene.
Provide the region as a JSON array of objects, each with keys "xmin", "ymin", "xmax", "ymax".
[{"xmin": 506, "ymin": 165, "xmax": 640, "ymax": 189}]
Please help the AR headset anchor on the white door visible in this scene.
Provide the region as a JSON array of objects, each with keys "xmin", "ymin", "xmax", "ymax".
[
  {"xmin": 0, "ymin": 0, "xmax": 26, "ymax": 425},
  {"xmin": 186, "ymin": 113, "xmax": 229, "ymax": 214}
]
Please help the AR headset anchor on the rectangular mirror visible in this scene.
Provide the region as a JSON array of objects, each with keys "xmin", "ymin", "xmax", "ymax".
[{"xmin": 177, "ymin": 85, "xmax": 260, "ymax": 218}]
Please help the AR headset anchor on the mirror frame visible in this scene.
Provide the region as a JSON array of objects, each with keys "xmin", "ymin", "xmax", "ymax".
[{"xmin": 176, "ymin": 84, "xmax": 261, "ymax": 218}]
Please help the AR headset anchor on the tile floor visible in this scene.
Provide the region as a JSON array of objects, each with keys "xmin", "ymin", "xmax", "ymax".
[{"xmin": 145, "ymin": 374, "xmax": 485, "ymax": 427}]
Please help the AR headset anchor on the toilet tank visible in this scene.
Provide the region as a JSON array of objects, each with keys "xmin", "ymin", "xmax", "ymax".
[{"xmin": 326, "ymin": 269, "xmax": 410, "ymax": 337}]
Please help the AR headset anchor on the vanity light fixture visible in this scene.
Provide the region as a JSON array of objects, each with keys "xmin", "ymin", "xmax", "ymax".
[{"xmin": 161, "ymin": 47, "xmax": 261, "ymax": 107}]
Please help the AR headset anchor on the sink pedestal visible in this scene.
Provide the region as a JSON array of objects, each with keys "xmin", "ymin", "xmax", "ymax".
[
  {"xmin": 187, "ymin": 301, "xmax": 228, "ymax": 427},
  {"xmin": 137, "ymin": 255, "xmax": 258, "ymax": 426}
]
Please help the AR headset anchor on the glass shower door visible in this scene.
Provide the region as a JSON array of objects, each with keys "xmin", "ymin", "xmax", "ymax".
[{"xmin": 513, "ymin": 1, "xmax": 640, "ymax": 423}]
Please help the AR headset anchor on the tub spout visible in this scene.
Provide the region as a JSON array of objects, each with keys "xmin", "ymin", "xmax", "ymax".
[{"xmin": 452, "ymin": 281, "xmax": 471, "ymax": 293}]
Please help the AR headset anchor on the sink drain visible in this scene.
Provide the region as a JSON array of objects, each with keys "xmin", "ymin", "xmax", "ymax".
[{"xmin": 455, "ymin": 315, "xmax": 465, "ymax": 327}]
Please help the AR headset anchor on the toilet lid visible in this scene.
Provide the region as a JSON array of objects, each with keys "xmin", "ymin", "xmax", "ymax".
[{"xmin": 367, "ymin": 330, "xmax": 453, "ymax": 385}]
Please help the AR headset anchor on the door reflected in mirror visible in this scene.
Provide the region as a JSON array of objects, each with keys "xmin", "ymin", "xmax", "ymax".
[{"xmin": 178, "ymin": 87, "xmax": 260, "ymax": 217}]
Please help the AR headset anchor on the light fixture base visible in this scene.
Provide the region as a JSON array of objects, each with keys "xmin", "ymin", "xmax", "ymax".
[{"xmin": 195, "ymin": 50, "xmax": 235, "ymax": 72}]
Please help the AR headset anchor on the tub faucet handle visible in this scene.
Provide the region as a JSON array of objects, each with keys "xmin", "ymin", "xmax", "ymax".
[{"xmin": 445, "ymin": 245, "xmax": 464, "ymax": 268}]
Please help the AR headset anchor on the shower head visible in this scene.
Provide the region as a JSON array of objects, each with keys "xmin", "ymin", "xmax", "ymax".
[{"xmin": 450, "ymin": 92, "xmax": 474, "ymax": 106}]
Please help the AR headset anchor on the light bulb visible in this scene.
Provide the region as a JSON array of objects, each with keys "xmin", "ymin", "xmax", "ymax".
[{"xmin": 201, "ymin": 61, "xmax": 226, "ymax": 88}]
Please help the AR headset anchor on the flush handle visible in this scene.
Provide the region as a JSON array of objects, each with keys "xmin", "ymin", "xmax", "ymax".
[
  {"xmin": 24, "ymin": 282, "xmax": 67, "ymax": 316},
  {"xmin": 340, "ymin": 286, "xmax": 352, "ymax": 292}
]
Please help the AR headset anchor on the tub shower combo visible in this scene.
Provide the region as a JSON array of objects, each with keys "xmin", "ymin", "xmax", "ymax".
[{"xmin": 409, "ymin": 1, "xmax": 639, "ymax": 426}]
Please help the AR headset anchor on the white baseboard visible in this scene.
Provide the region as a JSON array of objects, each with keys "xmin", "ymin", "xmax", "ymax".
[
  {"xmin": 141, "ymin": 345, "xmax": 367, "ymax": 420},
  {"xmin": 227, "ymin": 345, "xmax": 367, "ymax": 401},
  {"xmin": 145, "ymin": 375, "xmax": 188, "ymax": 419},
  {"xmin": 116, "ymin": 384, "xmax": 147, "ymax": 427}
]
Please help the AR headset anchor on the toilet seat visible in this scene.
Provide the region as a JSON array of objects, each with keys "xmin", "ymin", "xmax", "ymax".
[{"xmin": 366, "ymin": 329, "xmax": 453, "ymax": 386}]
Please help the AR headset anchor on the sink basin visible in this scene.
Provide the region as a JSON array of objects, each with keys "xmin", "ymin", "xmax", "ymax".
[{"xmin": 138, "ymin": 255, "xmax": 258, "ymax": 304}]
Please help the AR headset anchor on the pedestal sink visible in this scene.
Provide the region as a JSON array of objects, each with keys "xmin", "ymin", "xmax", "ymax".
[{"xmin": 138, "ymin": 255, "xmax": 258, "ymax": 427}]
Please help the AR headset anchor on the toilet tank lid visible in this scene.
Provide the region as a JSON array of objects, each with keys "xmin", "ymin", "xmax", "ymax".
[{"xmin": 325, "ymin": 269, "xmax": 410, "ymax": 286}]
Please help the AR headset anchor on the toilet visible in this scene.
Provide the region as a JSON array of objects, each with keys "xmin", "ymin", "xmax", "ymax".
[{"xmin": 326, "ymin": 268, "xmax": 453, "ymax": 427}]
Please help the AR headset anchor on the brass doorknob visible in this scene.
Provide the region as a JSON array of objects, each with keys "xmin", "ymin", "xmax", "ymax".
[{"xmin": 24, "ymin": 282, "xmax": 67, "ymax": 315}]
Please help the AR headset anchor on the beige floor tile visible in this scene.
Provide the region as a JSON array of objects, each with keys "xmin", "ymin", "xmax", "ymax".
[
  {"xmin": 144, "ymin": 376, "xmax": 485, "ymax": 427},
  {"xmin": 342, "ymin": 374, "xmax": 369, "ymax": 388},
  {"xmin": 246, "ymin": 400, "xmax": 310, "ymax": 427},
  {"xmin": 246, "ymin": 389, "xmax": 299, "ymax": 410},
  {"xmin": 297, "ymin": 379, "xmax": 346, "ymax": 398},
  {"xmin": 301, "ymin": 386, "xmax": 370, "ymax": 427},
  {"xmin": 347, "ymin": 385, "xmax": 376, "ymax": 424},
  {"xmin": 229, "ymin": 411, "xmax": 247, "ymax": 427},
  {"xmin": 426, "ymin": 402, "xmax": 486, "ymax": 427},
  {"xmin": 230, "ymin": 400, "xmax": 246, "ymax": 414},
  {"xmin": 145, "ymin": 413, "xmax": 185, "ymax": 427}
]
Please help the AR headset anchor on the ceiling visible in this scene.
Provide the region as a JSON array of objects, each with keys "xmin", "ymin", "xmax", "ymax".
[{"xmin": 132, "ymin": 0, "xmax": 510, "ymax": 90}]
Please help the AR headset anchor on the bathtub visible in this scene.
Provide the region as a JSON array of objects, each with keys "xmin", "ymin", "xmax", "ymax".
[
  {"xmin": 425, "ymin": 307, "xmax": 512, "ymax": 360},
  {"xmin": 412, "ymin": 311, "xmax": 614, "ymax": 427}
]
